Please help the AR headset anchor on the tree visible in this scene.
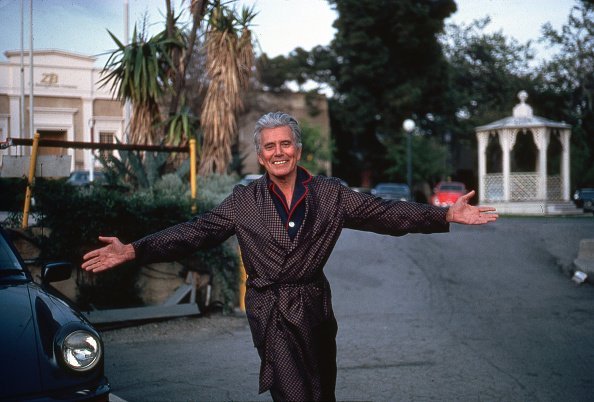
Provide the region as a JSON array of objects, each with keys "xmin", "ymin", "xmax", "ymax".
[
  {"xmin": 200, "ymin": 4, "xmax": 255, "ymax": 175},
  {"xmin": 101, "ymin": 25, "xmax": 183, "ymax": 145},
  {"xmin": 256, "ymin": 53, "xmax": 293, "ymax": 92},
  {"xmin": 100, "ymin": 0, "xmax": 255, "ymax": 176},
  {"xmin": 437, "ymin": 17, "xmax": 538, "ymax": 181},
  {"xmin": 165, "ymin": 0, "xmax": 208, "ymax": 126},
  {"xmin": 440, "ymin": 17, "xmax": 536, "ymax": 136},
  {"xmin": 327, "ymin": 0, "xmax": 456, "ymax": 186},
  {"xmin": 538, "ymin": 2, "xmax": 594, "ymax": 186},
  {"xmin": 299, "ymin": 121, "xmax": 334, "ymax": 175},
  {"xmin": 384, "ymin": 133, "xmax": 449, "ymax": 186},
  {"xmin": 255, "ymin": 45, "xmax": 338, "ymax": 94}
]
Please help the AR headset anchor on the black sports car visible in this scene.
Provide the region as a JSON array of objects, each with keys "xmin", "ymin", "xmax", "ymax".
[{"xmin": 0, "ymin": 227, "xmax": 110, "ymax": 401}]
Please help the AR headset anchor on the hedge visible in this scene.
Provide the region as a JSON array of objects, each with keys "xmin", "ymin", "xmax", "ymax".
[{"xmin": 1, "ymin": 176, "xmax": 239, "ymax": 312}]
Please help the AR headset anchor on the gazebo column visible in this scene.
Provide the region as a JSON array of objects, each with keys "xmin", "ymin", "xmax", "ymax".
[
  {"xmin": 532, "ymin": 127, "xmax": 549, "ymax": 200},
  {"xmin": 476, "ymin": 131, "xmax": 489, "ymax": 203},
  {"xmin": 498, "ymin": 128, "xmax": 516, "ymax": 202},
  {"xmin": 560, "ymin": 129, "xmax": 571, "ymax": 201}
]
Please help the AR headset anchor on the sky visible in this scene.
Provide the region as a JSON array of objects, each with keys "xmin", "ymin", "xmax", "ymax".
[{"xmin": 0, "ymin": 0, "xmax": 579, "ymax": 66}]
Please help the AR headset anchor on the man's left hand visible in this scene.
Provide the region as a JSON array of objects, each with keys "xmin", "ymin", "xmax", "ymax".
[{"xmin": 446, "ymin": 190, "xmax": 498, "ymax": 225}]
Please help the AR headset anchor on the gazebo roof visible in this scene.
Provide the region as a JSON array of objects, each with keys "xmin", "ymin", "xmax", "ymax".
[
  {"xmin": 475, "ymin": 90, "xmax": 571, "ymax": 132},
  {"xmin": 475, "ymin": 115, "xmax": 571, "ymax": 131}
]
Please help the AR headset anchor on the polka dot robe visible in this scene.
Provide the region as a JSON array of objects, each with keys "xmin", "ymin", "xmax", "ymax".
[{"xmin": 132, "ymin": 173, "xmax": 449, "ymax": 401}]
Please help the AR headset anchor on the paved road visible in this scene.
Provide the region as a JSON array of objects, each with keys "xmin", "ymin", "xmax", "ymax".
[{"xmin": 102, "ymin": 216, "xmax": 594, "ymax": 401}]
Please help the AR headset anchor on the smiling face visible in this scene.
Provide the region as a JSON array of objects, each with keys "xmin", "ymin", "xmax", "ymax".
[{"xmin": 257, "ymin": 125, "xmax": 302, "ymax": 183}]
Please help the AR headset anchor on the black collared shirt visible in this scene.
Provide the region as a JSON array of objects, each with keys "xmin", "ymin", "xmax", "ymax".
[{"xmin": 267, "ymin": 167, "xmax": 311, "ymax": 240}]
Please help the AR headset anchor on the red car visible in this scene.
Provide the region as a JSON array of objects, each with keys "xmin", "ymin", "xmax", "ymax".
[{"xmin": 430, "ymin": 181, "xmax": 467, "ymax": 207}]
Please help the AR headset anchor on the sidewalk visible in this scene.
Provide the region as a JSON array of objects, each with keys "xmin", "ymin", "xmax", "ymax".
[{"xmin": 0, "ymin": 211, "xmax": 38, "ymax": 226}]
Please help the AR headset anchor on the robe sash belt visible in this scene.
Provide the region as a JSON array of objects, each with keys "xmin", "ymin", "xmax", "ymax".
[{"xmin": 244, "ymin": 275, "xmax": 334, "ymax": 394}]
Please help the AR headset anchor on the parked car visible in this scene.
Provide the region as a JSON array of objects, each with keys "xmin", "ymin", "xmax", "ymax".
[
  {"xmin": 0, "ymin": 227, "xmax": 110, "ymax": 401},
  {"xmin": 239, "ymin": 174, "xmax": 263, "ymax": 186},
  {"xmin": 371, "ymin": 183, "xmax": 412, "ymax": 201},
  {"xmin": 351, "ymin": 187, "xmax": 372, "ymax": 194},
  {"xmin": 66, "ymin": 170, "xmax": 106, "ymax": 186},
  {"xmin": 574, "ymin": 188, "xmax": 594, "ymax": 213},
  {"xmin": 430, "ymin": 181, "xmax": 467, "ymax": 207}
]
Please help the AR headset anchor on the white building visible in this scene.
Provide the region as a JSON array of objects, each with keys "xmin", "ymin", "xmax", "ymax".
[
  {"xmin": 0, "ymin": 49, "xmax": 124, "ymax": 172},
  {"xmin": 0, "ymin": 49, "xmax": 331, "ymax": 177}
]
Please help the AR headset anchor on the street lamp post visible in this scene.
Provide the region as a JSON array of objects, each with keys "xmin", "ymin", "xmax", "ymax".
[
  {"xmin": 402, "ymin": 119, "xmax": 415, "ymax": 192},
  {"xmin": 88, "ymin": 118, "xmax": 95, "ymax": 182}
]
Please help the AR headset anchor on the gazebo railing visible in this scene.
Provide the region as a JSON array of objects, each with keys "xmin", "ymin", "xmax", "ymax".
[
  {"xmin": 510, "ymin": 173, "xmax": 538, "ymax": 201},
  {"xmin": 484, "ymin": 174, "xmax": 504, "ymax": 201},
  {"xmin": 483, "ymin": 173, "xmax": 562, "ymax": 201},
  {"xmin": 547, "ymin": 175, "xmax": 562, "ymax": 200}
]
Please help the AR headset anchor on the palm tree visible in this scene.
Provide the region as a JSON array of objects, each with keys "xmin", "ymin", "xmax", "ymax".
[
  {"xmin": 100, "ymin": 26, "xmax": 182, "ymax": 145},
  {"xmin": 100, "ymin": 0, "xmax": 254, "ymax": 175},
  {"xmin": 199, "ymin": 3, "xmax": 255, "ymax": 175},
  {"xmin": 164, "ymin": 0, "xmax": 207, "ymax": 145}
]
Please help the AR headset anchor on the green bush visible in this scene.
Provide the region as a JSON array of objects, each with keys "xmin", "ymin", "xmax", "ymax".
[
  {"xmin": 197, "ymin": 173, "xmax": 239, "ymax": 207},
  {"xmin": 28, "ymin": 175, "xmax": 239, "ymax": 311},
  {"xmin": 0, "ymin": 178, "xmax": 27, "ymax": 211}
]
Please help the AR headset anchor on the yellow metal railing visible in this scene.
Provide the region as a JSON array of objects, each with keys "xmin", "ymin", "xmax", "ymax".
[
  {"xmin": 189, "ymin": 138, "xmax": 197, "ymax": 214},
  {"xmin": 22, "ymin": 132, "xmax": 40, "ymax": 228},
  {"xmin": 238, "ymin": 248, "xmax": 246, "ymax": 312}
]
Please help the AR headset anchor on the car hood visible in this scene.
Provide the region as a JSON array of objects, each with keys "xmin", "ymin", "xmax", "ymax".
[
  {"xmin": 0, "ymin": 282, "xmax": 43, "ymax": 396},
  {"xmin": 0, "ymin": 281, "xmax": 97, "ymax": 399}
]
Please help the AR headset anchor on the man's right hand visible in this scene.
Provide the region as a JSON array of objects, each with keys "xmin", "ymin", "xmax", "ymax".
[{"xmin": 81, "ymin": 236, "xmax": 136, "ymax": 273}]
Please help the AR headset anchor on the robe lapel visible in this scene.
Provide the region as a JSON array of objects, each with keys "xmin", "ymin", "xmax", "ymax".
[
  {"xmin": 288, "ymin": 184, "xmax": 312, "ymax": 253},
  {"xmin": 255, "ymin": 179, "xmax": 292, "ymax": 249}
]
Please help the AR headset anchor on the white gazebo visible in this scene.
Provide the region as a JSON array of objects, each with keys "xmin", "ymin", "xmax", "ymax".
[{"xmin": 475, "ymin": 91, "xmax": 576, "ymax": 215}]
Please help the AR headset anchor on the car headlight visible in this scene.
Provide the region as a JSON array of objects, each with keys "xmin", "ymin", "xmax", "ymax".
[{"xmin": 61, "ymin": 330, "xmax": 102, "ymax": 372}]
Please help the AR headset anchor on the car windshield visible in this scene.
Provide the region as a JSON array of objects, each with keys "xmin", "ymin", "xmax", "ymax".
[
  {"xmin": 439, "ymin": 184, "xmax": 465, "ymax": 192},
  {"xmin": 376, "ymin": 184, "xmax": 409, "ymax": 194},
  {"xmin": 67, "ymin": 171, "xmax": 106, "ymax": 184},
  {"xmin": 76, "ymin": 172, "xmax": 88, "ymax": 180},
  {"xmin": 0, "ymin": 234, "xmax": 22, "ymax": 270}
]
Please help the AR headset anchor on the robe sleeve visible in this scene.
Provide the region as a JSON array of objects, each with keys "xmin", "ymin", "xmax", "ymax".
[
  {"xmin": 340, "ymin": 185, "xmax": 449, "ymax": 236},
  {"xmin": 131, "ymin": 193, "xmax": 236, "ymax": 265}
]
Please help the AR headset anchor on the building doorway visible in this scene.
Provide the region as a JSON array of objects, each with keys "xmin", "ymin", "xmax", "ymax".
[{"xmin": 38, "ymin": 130, "xmax": 67, "ymax": 156}]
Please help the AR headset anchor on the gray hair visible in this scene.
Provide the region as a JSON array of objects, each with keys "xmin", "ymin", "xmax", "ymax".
[{"xmin": 253, "ymin": 112, "xmax": 303, "ymax": 154}]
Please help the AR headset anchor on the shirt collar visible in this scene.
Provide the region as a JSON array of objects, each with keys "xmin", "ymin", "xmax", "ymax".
[{"xmin": 266, "ymin": 166, "xmax": 312, "ymax": 190}]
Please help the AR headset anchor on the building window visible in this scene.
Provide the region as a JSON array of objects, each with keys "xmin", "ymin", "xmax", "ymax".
[{"xmin": 99, "ymin": 132, "xmax": 114, "ymax": 159}]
